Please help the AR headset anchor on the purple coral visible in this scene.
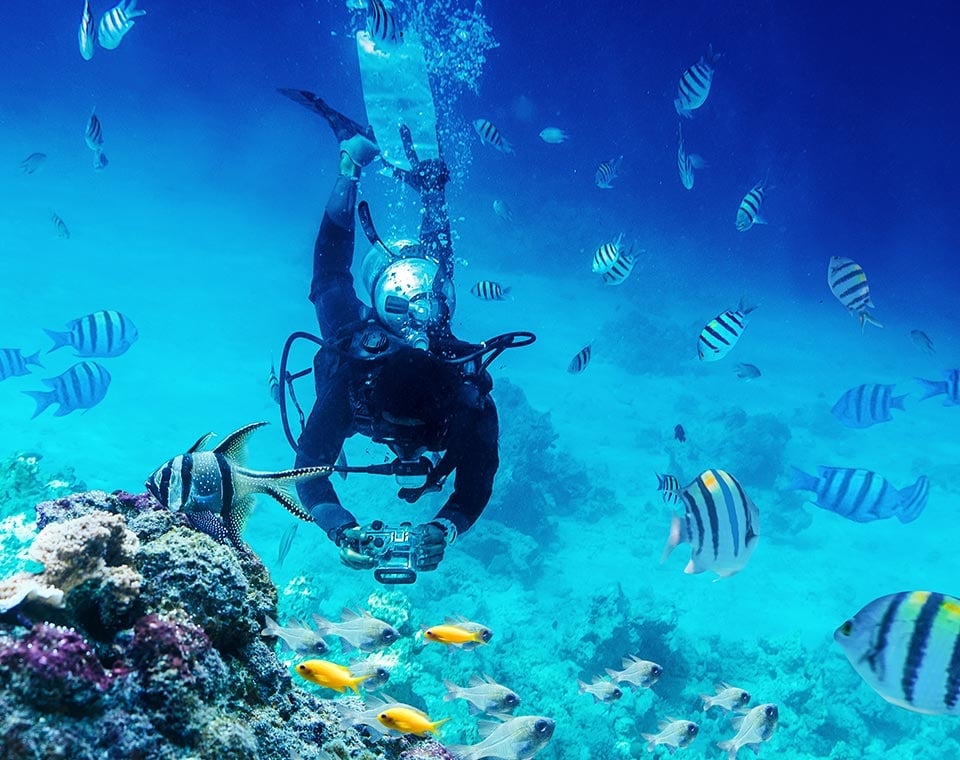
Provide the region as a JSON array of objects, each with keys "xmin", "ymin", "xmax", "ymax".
[
  {"xmin": 128, "ymin": 614, "xmax": 213, "ymax": 685},
  {"xmin": 399, "ymin": 741, "xmax": 457, "ymax": 760},
  {"xmin": 0, "ymin": 622, "xmax": 113, "ymax": 714}
]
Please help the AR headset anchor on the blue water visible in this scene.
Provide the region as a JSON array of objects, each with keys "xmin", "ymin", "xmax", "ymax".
[{"xmin": 2, "ymin": 1, "xmax": 959, "ymax": 757}]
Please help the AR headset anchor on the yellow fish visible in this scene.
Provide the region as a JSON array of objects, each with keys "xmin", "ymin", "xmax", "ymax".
[
  {"xmin": 423, "ymin": 618, "xmax": 493, "ymax": 649},
  {"xmin": 377, "ymin": 704, "xmax": 450, "ymax": 736},
  {"xmin": 294, "ymin": 659, "xmax": 372, "ymax": 694}
]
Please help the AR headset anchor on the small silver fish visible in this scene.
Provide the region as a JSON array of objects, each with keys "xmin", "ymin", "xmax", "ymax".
[
  {"xmin": 578, "ymin": 676, "xmax": 623, "ymax": 703},
  {"xmin": 277, "ymin": 522, "xmax": 298, "ymax": 565},
  {"xmin": 444, "ymin": 674, "xmax": 521, "ymax": 715},
  {"xmin": 448, "ymin": 716, "xmax": 555, "ymax": 760},
  {"xmin": 492, "ymin": 199, "xmax": 514, "ymax": 223},
  {"xmin": 605, "ymin": 655, "xmax": 662, "ymax": 689},
  {"xmin": 79, "ymin": 0, "xmax": 96, "ymax": 60},
  {"xmin": 348, "ymin": 656, "xmax": 391, "ymax": 691},
  {"xmin": 717, "ymin": 704, "xmax": 779, "ymax": 760},
  {"xmin": 312, "ymin": 608, "xmax": 400, "ymax": 653},
  {"xmin": 701, "ymin": 683, "xmax": 751, "ymax": 712},
  {"xmin": 539, "ymin": 127, "xmax": 569, "ymax": 144},
  {"xmin": 20, "ymin": 153, "xmax": 46, "ymax": 174},
  {"xmin": 734, "ymin": 363, "xmax": 761, "ymax": 380},
  {"xmin": 261, "ymin": 614, "xmax": 329, "ymax": 656},
  {"xmin": 909, "ymin": 329, "xmax": 934, "ymax": 355},
  {"xmin": 642, "ymin": 718, "xmax": 699, "ymax": 753}
]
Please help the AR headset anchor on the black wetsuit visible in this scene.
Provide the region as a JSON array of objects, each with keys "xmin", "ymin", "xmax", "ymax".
[{"xmin": 294, "ymin": 171, "xmax": 499, "ymax": 541}]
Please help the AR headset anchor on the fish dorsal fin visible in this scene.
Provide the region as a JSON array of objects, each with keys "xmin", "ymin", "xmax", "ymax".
[
  {"xmin": 444, "ymin": 615, "xmax": 467, "ymax": 626},
  {"xmin": 482, "ymin": 673, "xmax": 498, "ymax": 685},
  {"xmin": 365, "ymin": 694, "xmax": 388, "ymax": 709},
  {"xmin": 187, "ymin": 432, "xmax": 216, "ymax": 453},
  {"xmin": 477, "ymin": 720, "xmax": 501, "ymax": 739},
  {"xmin": 212, "ymin": 421, "xmax": 269, "ymax": 463},
  {"xmin": 468, "ymin": 674, "xmax": 486, "ymax": 687},
  {"xmin": 341, "ymin": 608, "xmax": 362, "ymax": 622}
]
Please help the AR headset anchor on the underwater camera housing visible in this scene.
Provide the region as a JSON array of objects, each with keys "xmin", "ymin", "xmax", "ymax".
[{"xmin": 357, "ymin": 520, "xmax": 420, "ymax": 584}]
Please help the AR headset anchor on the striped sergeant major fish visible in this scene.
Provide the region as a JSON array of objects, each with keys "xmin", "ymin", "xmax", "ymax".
[
  {"xmin": 45, "ymin": 310, "xmax": 138, "ymax": 358},
  {"xmin": 98, "ymin": 0, "xmax": 146, "ymax": 51},
  {"xmin": 591, "ymin": 233, "xmax": 624, "ymax": 274},
  {"xmin": 473, "ymin": 119, "xmax": 514, "ymax": 154},
  {"xmin": 85, "ymin": 109, "xmax": 104, "ymax": 150},
  {"xmin": 0, "ymin": 348, "xmax": 42, "ymax": 381},
  {"xmin": 24, "ymin": 361, "xmax": 111, "ymax": 418},
  {"xmin": 79, "ymin": 0, "xmax": 96, "ymax": 60},
  {"xmin": 655, "ymin": 473, "xmax": 682, "ymax": 504},
  {"xmin": 601, "ymin": 252, "xmax": 635, "ymax": 286},
  {"xmin": 567, "ymin": 344, "xmax": 591, "ymax": 374},
  {"xmin": 268, "ymin": 362, "xmax": 281, "ymax": 405},
  {"xmin": 661, "ymin": 469, "xmax": 760, "ymax": 579},
  {"xmin": 909, "ymin": 329, "xmax": 935, "ymax": 355},
  {"xmin": 736, "ymin": 180, "xmax": 768, "ymax": 231},
  {"xmin": 677, "ymin": 123, "xmax": 706, "ymax": 190},
  {"xmin": 827, "ymin": 256, "xmax": 881, "ymax": 330},
  {"xmin": 20, "ymin": 152, "xmax": 46, "ymax": 174},
  {"xmin": 145, "ymin": 422, "xmax": 331, "ymax": 552},
  {"xmin": 917, "ymin": 368, "xmax": 959, "ymax": 406},
  {"xmin": 835, "ymin": 591, "xmax": 960, "ymax": 715},
  {"xmin": 470, "ymin": 280, "xmax": 511, "ymax": 301},
  {"xmin": 788, "ymin": 466, "xmax": 929, "ymax": 524},
  {"xmin": 595, "ymin": 155, "xmax": 622, "ymax": 189},
  {"xmin": 51, "ymin": 212, "xmax": 70, "ymax": 239},
  {"xmin": 697, "ymin": 298, "xmax": 756, "ymax": 361},
  {"xmin": 831, "ymin": 383, "xmax": 906, "ymax": 428},
  {"xmin": 674, "ymin": 45, "xmax": 720, "ymax": 119},
  {"xmin": 366, "ymin": 0, "xmax": 402, "ymax": 46}
]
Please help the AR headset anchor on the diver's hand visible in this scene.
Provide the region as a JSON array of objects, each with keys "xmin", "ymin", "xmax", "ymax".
[
  {"xmin": 413, "ymin": 522, "xmax": 449, "ymax": 571},
  {"xmin": 397, "ymin": 124, "xmax": 448, "ymax": 193},
  {"xmin": 337, "ymin": 525, "xmax": 377, "ymax": 571}
]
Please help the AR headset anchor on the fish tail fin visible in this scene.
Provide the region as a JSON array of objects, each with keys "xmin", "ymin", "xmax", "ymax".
[
  {"xmin": 737, "ymin": 296, "xmax": 758, "ymax": 315},
  {"xmin": 859, "ymin": 311, "xmax": 883, "ymax": 331},
  {"xmin": 23, "ymin": 390, "xmax": 56, "ymax": 419},
  {"xmin": 24, "ymin": 351, "xmax": 43, "ymax": 368},
  {"xmin": 674, "ymin": 99, "xmax": 693, "ymax": 119},
  {"xmin": 442, "ymin": 679, "xmax": 460, "ymax": 701},
  {"xmin": 716, "ymin": 739, "xmax": 738, "ymax": 760},
  {"xmin": 249, "ymin": 467, "xmax": 332, "ymax": 521},
  {"xmin": 660, "ymin": 514, "xmax": 686, "ymax": 564},
  {"xmin": 43, "ymin": 328, "xmax": 71, "ymax": 353},
  {"xmin": 501, "ymin": 138, "xmax": 515, "ymax": 155},
  {"xmin": 700, "ymin": 694, "xmax": 714, "ymax": 711},
  {"xmin": 689, "ymin": 154, "xmax": 707, "ymax": 169},
  {"xmin": 640, "ymin": 733, "xmax": 657, "ymax": 751},
  {"xmin": 348, "ymin": 673, "xmax": 373, "ymax": 694},
  {"xmin": 896, "ymin": 476, "xmax": 930, "ymax": 524},
  {"xmin": 891, "ymin": 393, "xmax": 908, "ymax": 411},
  {"xmin": 916, "ymin": 377, "xmax": 945, "ymax": 401},
  {"xmin": 787, "ymin": 465, "xmax": 819, "ymax": 492}
]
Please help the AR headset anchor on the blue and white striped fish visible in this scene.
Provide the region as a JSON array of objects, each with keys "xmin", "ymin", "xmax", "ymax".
[
  {"xmin": 45, "ymin": 310, "xmax": 139, "ymax": 358},
  {"xmin": 831, "ymin": 383, "xmax": 906, "ymax": 428},
  {"xmin": 591, "ymin": 234, "xmax": 624, "ymax": 274},
  {"xmin": 366, "ymin": 0, "xmax": 402, "ymax": 46},
  {"xmin": 697, "ymin": 299, "xmax": 756, "ymax": 361},
  {"xmin": 0, "ymin": 349, "xmax": 42, "ymax": 381},
  {"xmin": 736, "ymin": 180, "xmax": 768, "ymax": 231},
  {"xmin": 674, "ymin": 45, "xmax": 720, "ymax": 119},
  {"xmin": 595, "ymin": 156, "xmax": 622, "ymax": 189},
  {"xmin": 827, "ymin": 256, "xmax": 882, "ymax": 330},
  {"xmin": 567, "ymin": 345, "xmax": 591, "ymax": 374},
  {"xmin": 788, "ymin": 466, "xmax": 929, "ymax": 524},
  {"xmin": 98, "ymin": 0, "xmax": 146, "ymax": 50},
  {"xmin": 473, "ymin": 119, "xmax": 514, "ymax": 154},
  {"xmin": 661, "ymin": 469, "xmax": 760, "ymax": 579},
  {"xmin": 78, "ymin": 0, "xmax": 96, "ymax": 60},
  {"xmin": 85, "ymin": 109, "xmax": 104, "ymax": 150},
  {"xmin": 51, "ymin": 212, "xmax": 70, "ymax": 239},
  {"xmin": 601, "ymin": 252, "xmax": 635, "ymax": 286},
  {"xmin": 268, "ymin": 362, "xmax": 281, "ymax": 405},
  {"xmin": 655, "ymin": 473, "xmax": 682, "ymax": 504},
  {"xmin": 470, "ymin": 280, "xmax": 511, "ymax": 301},
  {"xmin": 24, "ymin": 361, "xmax": 111, "ymax": 418},
  {"xmin": 835, "ymin": 591, "xmax": 960, "ymax": 715},
  {"xmin": 917, "ymin": 369, "xmax": 959, "ymax": 406},
  {"xmin": 145, "ymin": 422, "xmax": 330, "ymax": 551},
  {"xmin": 677, "ymin": 123, "xmax": 706, "ymax": 190}
]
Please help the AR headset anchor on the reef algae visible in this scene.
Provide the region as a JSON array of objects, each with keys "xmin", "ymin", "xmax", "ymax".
[{"xmin": 0, "ymin": 489, "xmax": 454, "ymax": 759}]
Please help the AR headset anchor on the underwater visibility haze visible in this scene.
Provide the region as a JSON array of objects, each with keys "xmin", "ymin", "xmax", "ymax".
[{"xmin": 0, "ymin": 0, "xmax": 958, "ymax": 758}]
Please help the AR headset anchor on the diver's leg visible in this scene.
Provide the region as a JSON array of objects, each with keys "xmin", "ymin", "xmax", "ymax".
[{"xmin": 278, "ymin": 88, "xmax": 373, "ymax": 142}]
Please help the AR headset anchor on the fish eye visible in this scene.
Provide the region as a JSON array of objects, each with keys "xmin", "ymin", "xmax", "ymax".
[
  {"xmin": 480, "ymin": 628, "xmax": 493, "ymax": 642},
  {"xmin": 535, "ymin": 720, "xmax": 550, "ymax": 734},
  {"xmin": 378, "ymin": 712, "xmax": 389, "ymax": 721},
  {"xmin": 377, "ymin": 668, "xmax": 390, "ymax": 680},
  {"xmin": 741, "ymin": 692, "xmax": 751, "ymax": 703},
  {"xmin": 613, "ymin": 689, "xmax": 622, "ymax": 699},
  {"xmin": 383, "ymin": 629, "xmax": 397, "ymax": 642},
  {"xmin": 839, "ymin": 620, "xmax": 854, "ymax": 636},
  {"xmin": 687, "ymin": 724, "xmax": 698, "ymax": 735},
  {"xmin": 505, "ymin": 694, "xmax": 519, "ymax": 706},
  {"xmin": 651, "ymin": 665, "xmax": 662, "ymax": 676},
  {"xmin": 765, "ymin": 706, "xmax": 777, "ymax": 718}
]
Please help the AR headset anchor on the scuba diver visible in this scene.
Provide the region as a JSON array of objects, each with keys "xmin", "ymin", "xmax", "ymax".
[{"xmin": 277, "ymin": 87, "xmax": 533, "ymax": 583}]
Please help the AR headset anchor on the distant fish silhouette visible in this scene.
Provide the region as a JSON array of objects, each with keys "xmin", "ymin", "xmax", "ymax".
[
  {"xmin": 19, "ymin": 152, "xmax": 46, "ymax": 174},
  {"xmin": 674, "ymin": 424, "xmax": 686, "ymax": 443}
]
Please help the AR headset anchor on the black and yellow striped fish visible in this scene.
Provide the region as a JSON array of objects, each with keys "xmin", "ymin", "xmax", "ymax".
[
  {"xmin": 827, "ymin": 256, "xmax": 881, "ymax": 330},
  {"xmin": 470, "ymin": 280, "xmax": 510, "ymax": 301},
  {"xmin": 567, "ymin": 345, "xmax": 591, "ymax": 374},
  {"xmin": 473, "ymin": 119, "xmax": 514, "ymax": 154},
  {"xmin": 674, "ymin": 45, "xmax": 720, "ymax": 118},
  {"xmin": 591, "ymin": 234, "xmax": 624, "ymax": 274},
  {"xmin": 697, "ymin": 299, "xmax": 757, "ymax": 361},
  {"xmin": 366, "ymin": 0, "xmax": 402, "ymax": 46},
  {"xmin": 736, "ymin": 180, "xmax": 768, "ymax": 231},
  {"xmin": 835, "ymin": 591, "xmax": 960, "ymax": 715}
]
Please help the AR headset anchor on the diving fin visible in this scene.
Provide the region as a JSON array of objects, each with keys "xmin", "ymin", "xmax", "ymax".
[{"xmin": 277, "ymin": 88, "xmax": 374, "ymax": 143}]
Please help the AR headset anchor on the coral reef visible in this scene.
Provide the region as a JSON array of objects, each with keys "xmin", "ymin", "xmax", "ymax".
[{"xmin": 0, "ymin": 489, "xmax": 451, "ymax": 759}]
